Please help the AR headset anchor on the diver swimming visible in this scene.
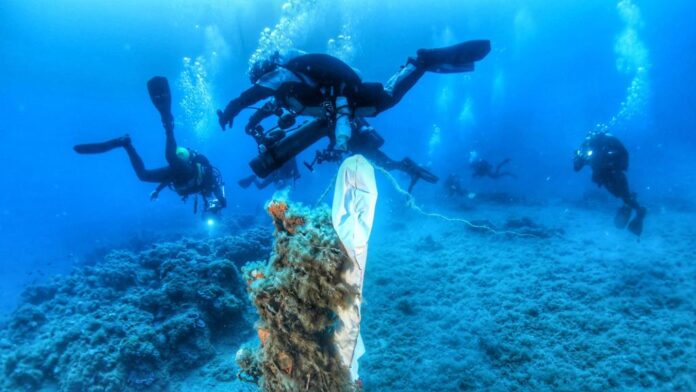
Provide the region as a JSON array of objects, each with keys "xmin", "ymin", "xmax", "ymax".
[
  {"xmin": 217, "ymin": 40, "xmax": 491, "ymax": 152},
  {"xmin": 73, "ymin": 76, "xmax": 227, "ymax": 215},
  {"xmin": 240, "ymin": 103, "xmax": 438, "ymax": 192},
  {"xmin": 469, "ymin": 151, "xmax": 516, "ymax": 179},
  {"xmin": 574, "ymin": 129, "xmax": 646, "ymax": 236}
]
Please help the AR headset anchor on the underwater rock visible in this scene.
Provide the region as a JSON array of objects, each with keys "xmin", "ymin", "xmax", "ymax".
[
  {"xmin": 236, "ymin": 199, "xmax": 357, "ymax": 392},
  {"xmin": 0, "ymin": 228, "xmax": 271, "ymax": 392}
]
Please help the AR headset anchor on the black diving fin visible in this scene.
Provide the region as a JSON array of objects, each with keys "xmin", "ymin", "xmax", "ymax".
[
  {"xmin": 627, "ymin": 207, "xmax": 647, "ymax": 236},
  {"xmin": 417, "ymin": 39, "xmax": 491, "ymax": 73},
  {"xmin": 73, "ymin": 135, "xmax": 130, "ymax": 154},
  {"xmin": 403, "ymin": 158, "xmax": 439, "ymax": 193},
  {"xmin": 147, "ymin": 76, "xmax": 173, "ymax": 125},
  {"xmin": 614, "ymin": 205, "xmax": 632, "ymax": 229}
]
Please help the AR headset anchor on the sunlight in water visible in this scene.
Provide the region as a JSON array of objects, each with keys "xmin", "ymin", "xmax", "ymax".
[
  {"xmin": 428, "ymin": 123, "xmax": 442, "ymax": 157},
  {"xmin": 248, "ymin": 0, "xmax": 322, "ymax": 75},
  {"xmin": 178, "ymin": 25, "xmax": 229, "ymax": 139},
  {"xmin": 600, "ymin": 0, "xmax": 651, "ymax": 132}
]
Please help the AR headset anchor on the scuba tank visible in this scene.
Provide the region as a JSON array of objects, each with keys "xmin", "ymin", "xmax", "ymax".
[{"xmin": 249, "ymin": 118, "xmax": 330, "ymax": 178}]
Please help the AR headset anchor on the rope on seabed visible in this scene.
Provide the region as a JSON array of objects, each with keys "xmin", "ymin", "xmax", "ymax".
[{"xmin": 373, "ymin": 166, "xmax": 540, "ymax": 239}]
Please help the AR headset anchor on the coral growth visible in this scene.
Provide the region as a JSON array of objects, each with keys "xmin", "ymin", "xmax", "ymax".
[
  {"xmin": 237, "ymin": 200, "xmax": 357, "ymax": 392},
  {"xmin": 0, "ymin": 228, "xmax": 272, "ymax": 391},
  {"xmin": 267, "ymin": 200, "xmax": 305, "ymax": 234}
]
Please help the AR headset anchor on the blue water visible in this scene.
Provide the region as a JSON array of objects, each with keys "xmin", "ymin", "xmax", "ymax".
[{"xmin": 1, "ymin": 0, "xmax": 695, "ymax": 390}]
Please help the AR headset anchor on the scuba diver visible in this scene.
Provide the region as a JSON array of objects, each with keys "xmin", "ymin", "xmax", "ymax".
[
  {"xmin": 73, "ymin": 77, "xmax": 226, "ymax": 216},
  {"xmin": 242, "ymin": 103, "xmax": 438, "ymax": 192},
  {"xmin": 336, "ymin": 117, "xmax": 438, "ymax": 192},
  {"xmin": 444, "ymin": 173, "xmax": 467, "ymax": 198},
  {"xmin": 574, "ymin": 130, "xmax": 646, "ymax": 236},
  {"xmin": 217, "ymin": 39, "xmax": 491, "ymax": 153},
  {"xmin": 238, "ymin": 157, "xmax": 301, "ymax": 190},
  {"xmin": 469, "ymin": 151, "xmax": 516, "ymax": 179}
]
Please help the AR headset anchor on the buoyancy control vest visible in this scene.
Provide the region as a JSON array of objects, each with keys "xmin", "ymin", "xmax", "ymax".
[{"xmin": 171, "ymin": 151, "xmax": 214, "ymax": 196}]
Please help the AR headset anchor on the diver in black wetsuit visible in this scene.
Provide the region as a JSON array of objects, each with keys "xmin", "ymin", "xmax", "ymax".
[
  {"xmin": 574, "ymin": 130, "xmax": 646, "ymax": 236},
  {"xmin": 469, "ymin": 151, "xmax": 516, "ymax": 179},
  {"xmin": 238, "ymin": 157, "xmax": 301, "ymax": 190},
  {"xmin": 73, "ymin": 77, "xmax": 226, "ymax": 215},
  {"xmin": 217, "ymin": 40, "xmax": 491, "ymax": 152},
  {"xmin": 346, "ymin": 118, "xmax": 439, "ymax": 192},
  {"xmin": 242, "ymin": 104, "xmax": 438, "ymax": 192},
  {"xmin": 444, "ymin": 174, "xmax": 467, "ymax": 198}
]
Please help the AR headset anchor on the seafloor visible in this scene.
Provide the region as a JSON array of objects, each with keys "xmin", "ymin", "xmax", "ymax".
[{"xmin": 1, "ymin": 194, "xmax": 694, "ymax": 391}]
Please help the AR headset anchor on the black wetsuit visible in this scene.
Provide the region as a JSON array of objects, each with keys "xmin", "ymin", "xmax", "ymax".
[
  {"xmin": 574, "ymin": 132, "xmax": 646, "ymax": 235},
  {"xmin": 218, "ymin": 40, "xmax": 491, "ymax": 131},
  {"xmin": 146, "ymin": 135, "xmax": 225, "ymax": 211},
  {"xmin": 244, "ymin": 107, "xmax": 438, "ymax": 192},
  {"xmin": 444, "ymin": 174, "xmax": 466, "ymax": 197},
  {"xmin": 471, "ymin": 158, "xmax": 515, "ymax": 179},
  {"xmin": 74, "ymin": 77, "xmax": 226, "ymax": 213},
  {"xmin": 218, "ymin": 54, "xmax": 404, "ymax": 128},
  {"xmin": 348, "ymin": 118, "xmax": 438, "ymax": 192}
]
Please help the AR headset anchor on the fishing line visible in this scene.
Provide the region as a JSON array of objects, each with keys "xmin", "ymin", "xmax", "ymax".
[{"xmin": 316, "ymin": 171, "xmax": 338, "ymax": 206}]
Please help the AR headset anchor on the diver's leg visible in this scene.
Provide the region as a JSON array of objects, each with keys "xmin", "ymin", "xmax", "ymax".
[
  {"xmin": 372, "ymin": 40, "xmax": 491, "ymax": 113},
  {"xmin": 605, "ymin": 172, "xmax": 638, "ymax": 210},
  {"xmin": 73, "ymin": 135, "xmax": 131, "ymax": 154},
  {"xmin": 123, "ymin": 143, "xmax": 175, "ymax": 183},
  {"xmin": 366, "ymin": 149, "xmax": 399, "ymax": 171},
  {"xmin": 374, "ymin": 64, "xmax": 428, "ymax": 112},
  {"xmin": 164, "ymin": 126, "xmax": 180, "ymax": 168},
  {"xmin": 495, "ymin": 159, "xmax": 511, "ymax": 173},
  {"xmin": 625, "ymin": 182, "xmax": 647, "ymax": 236},
  {"xmin": 628, "ymin": 203, "xmax": 647, "ymax": 236},
  {"xmin": 603, "ymin": 172, "xmax": 642, "ymax": 231},
  {"xmin": 416, "ymin": 40, "xmax": 491, "ymax": 72}
]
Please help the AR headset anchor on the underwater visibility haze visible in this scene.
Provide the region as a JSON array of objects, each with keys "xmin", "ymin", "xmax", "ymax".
[{"xmin": 1, "ymin": 0, "xmax": 695, "ymax": 390}]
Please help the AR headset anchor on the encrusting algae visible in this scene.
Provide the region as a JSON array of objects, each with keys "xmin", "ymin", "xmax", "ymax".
[{"xmin": 238, "ymin": 199, "xmax": 358, "ymax": 391}]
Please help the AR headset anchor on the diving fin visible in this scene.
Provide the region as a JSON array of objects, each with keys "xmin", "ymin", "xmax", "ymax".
[
  {"xmin": 416, "ymin": 39, "xmax": 491, "ymax": 72},
  {"xmin": 403, "ymin": 158, "xmax": 439, "ymax": 193},
  {"xmin": 73, "ymin": 135, "xmax": 131, "ymax": 154},
  {"xmin": 627, "ymin": 207, "xmax": 647, "ymax": 236},
  {"xmin": 147, "ymin": 76, "xmax": 173, "ymax": 125},
  {"xmin": 614, "ymin": 205, "xmax": 632, "ymax": 229},
  {"xmin": 238, "ymin": 175, "xmax": 257, "ymax": 189}
]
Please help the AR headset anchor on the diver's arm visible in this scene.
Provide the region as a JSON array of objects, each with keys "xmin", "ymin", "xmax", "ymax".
[
  {"xmin": 150, "ymin": 182, "xmax": 168, "ymax": 200},
  {"xmin": 217, "ymin": 85, "xmax": 275, "ymax": 130},
  {"xmin": 245, "ymin": 99, "xmax": 280, "ymax": 133}
]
